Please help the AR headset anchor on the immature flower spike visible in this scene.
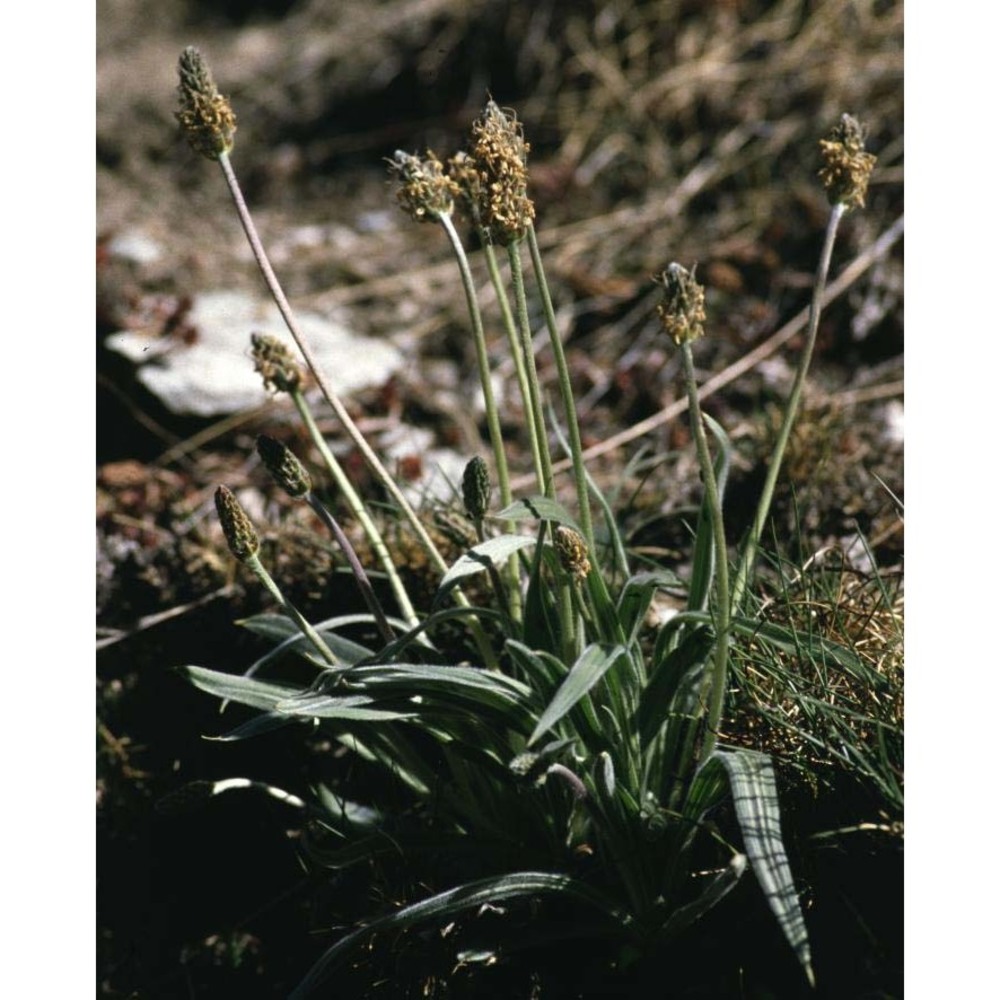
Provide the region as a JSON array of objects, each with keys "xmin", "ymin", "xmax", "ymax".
[
  {"xmin": 462, "ymin": 456, "xmax": 491, "ymax": 522},
  {"xmin": 215, "ymin": 485, "xmax": 260, "ymax": 562},
  {"xmin": 554, "ymin": 525, "xmax": 591, "ymax": 583},
  {"xmin": 176, "ymin": 46, "xmax": 236, "ymax": 160},
  {"xmin": 468, "ymin": 100, "xmax": 535, "ymax": 245},
  {"xmin": 389, "ymin": 150, "xmax": 459, "ymax": 222},
  {"xmin": 654, "ymin": 264, "xmax": 706, "ymax": 346},
  {"xmin": 257, "ymin": 435, "xmax": 312, "ymax": 499},
  {"xmin": 251, "ymin": 333, "xmax": 303, "ymax": 394},
  {"xmin": 818, "ymin": 114, "xmax": 877, "ymax": 209}
]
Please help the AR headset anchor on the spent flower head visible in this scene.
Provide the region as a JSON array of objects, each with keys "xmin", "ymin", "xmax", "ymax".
[
  {"xmin": 215, "ymin": 485, "xmax": 260, "ymax": 562},
  {"xmin": 251, "ymin": 333, "xmax": 304, "ymax": 394},
  {"xmin": 257, "ymin": 435, "xmax": 312, "ymax": 499},
  {"xmin": 176, "ymin": 46, "xmax": 236, "ymax": 160},
  {"xmin": 654, "ymin": 264, "xmax": 706, "ymax": 346},
  {"xmin": 389, "ymin": 150, "xmax": 459, "ymax": 222},
  {"xmin": 818, "ymin": 114, "xmax": 877, "ymax": 209},
  {"xmin": 554, "ymin": 525, "xmax": 591, "ymax": 583},
  {"xmin": 446, "ymin": 151, "xmax": 484, "ymax": 221},
  {"xmin": 467, "ymin": 100, "xmax": 535, "ymax": 245}
]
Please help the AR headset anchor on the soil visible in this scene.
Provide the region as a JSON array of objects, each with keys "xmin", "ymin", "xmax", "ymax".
[{"xmin": 98, "ymin": 2, "xmax": 903, "ymax": 996}]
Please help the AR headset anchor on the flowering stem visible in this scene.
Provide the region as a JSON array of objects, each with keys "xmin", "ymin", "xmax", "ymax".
[
  {"xmin": 216, "ymin": 151, "xmax": 497, "ymax": 668},
  {"xmin": 527, "ymin": 222, "xmax": 595, "ymax": 552},
  {"xmin": 507, "ymin": 240, "xmax": 555, "ymax": 499},
  {"xmin": 290, "ymin": 389, "xmax": 419, "ymax": 631},
  {"xmin": 438, "ymin": 213, "xmax": 511, "ymax": 509},
  {"xmin": 304, "ymin": 492, "xmax": 395, "ymax": 646},
  {"xmin": 481, "ymin": 238, "xmax": 545, "ymax": 491},
  {"xmin": 729, "ymin": 202, "xmax": 845, "ymax": 612},
  {"xmin": 245, "ymin": 553, "xmax": 340, "ymax": 669},
  {"xmin": 216, "ymin": 155, "xmax": 444, "ymax": 574},
  {"xmin": 438, "ymin": 213, "xmax": 523, "ymax": 620},
  {"xmin": 679, "ymin": 344, "xmax": 731, "ymax": 760}
]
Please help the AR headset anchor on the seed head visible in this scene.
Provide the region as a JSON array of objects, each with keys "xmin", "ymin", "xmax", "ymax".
[
  {"xmin": 176, "ymin": 46, "xmax": 237, "ymax": 160},
  {"xmin": 554, "ymin": 525, "xmax": 591, "ymax": 583},
  {"xmin": 389, "ymin": 150, "xmax": 459, "ymax": 222},
  {"xmin": 467, "ymin": 100, "xmax": 535, "ymax": 245},
  {"xmin": 818, "ymin": 114, "xmax": 877, "ymax": 209},
  {"xmin": 251, "ymin": 333, "xmax": 304, "ymax": 394},
  {"xmin": 257, "ymin": 435, "xmax": 312, "ymax": 499},
  {"xmin": 462, "ymin": 456, "xmax": 491, "ymax": 522},
  {"xmin": 214, "ymin": 485, "xmax": 259, "ymax": 562},
  {"xmin": 653, "ymin": 264, "xmax": 706, "ymax": 346},
  {"xmin": 447, "ymin": 151, "xmax": 484, "ymax": 222}
]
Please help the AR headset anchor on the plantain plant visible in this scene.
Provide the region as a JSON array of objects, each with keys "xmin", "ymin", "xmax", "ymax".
[{"xmin": 173, "ymin": 47, "xmax": 880, "ymax": 995}]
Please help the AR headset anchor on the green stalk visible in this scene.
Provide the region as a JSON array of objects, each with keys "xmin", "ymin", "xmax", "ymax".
[
  {"xmin": 679, "ymin": 342, "xmax": 731, "ymax": 761},
  {"xmin": 290, "ymin": 388, "xmax": 419, "ymax": 630},
  {"xmin": 216, "ymin": 152, "xmax": 497, "ymax": 668},
  {"xmin": 437, "ymin": 213, "xmax": 511, "ymax": 510},
  {"xmin": 244, "ymin": 553, "xmax": 340, "ymax": 668},
  {"xmin": 438, "ymin": 213, "xmax": 522, "ymax": 621},
  {"xmin": 507, "ymin": 240, "xmax": 555, "ymax": 500},
  {"xmin": 527, "ymin": 223, "xmax": 595, "ymax": 552},
  {"xmin": 729, "ymin": 202, "xmax": 846, "ymax": 612},
  {"xmin": 217, "ymin": 154, "xmax": 443, "ymax": 577},
  {"xmin": 482, "ymin": 238, "xmax": 545, "ymax": 491}
]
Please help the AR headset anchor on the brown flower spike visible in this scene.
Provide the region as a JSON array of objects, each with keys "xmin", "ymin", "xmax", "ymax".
[
  {"xmin": 554, "ymin": 526, "xmax": 591, "ymax": 583},
  {"xmin": 389, "ymin": 151, "xmax": 459, "ymax": 222},
  {"xmin": 654, "ymin": 264, "xmax": 706, "ymax": 346},
  {"xmin": 466, "ymin": 101, "xmax": 535, "ymax": 245},
  {"xmin": 818, "ymin": 114, "xmax": 877, "ymax": 209},
  {"xmin": 176, "ymin": 46, "xmax": 237, "ymax": 160},
  {"xmin": 251, "ymin": 333, "xmax": 304, "ymax": 395}
]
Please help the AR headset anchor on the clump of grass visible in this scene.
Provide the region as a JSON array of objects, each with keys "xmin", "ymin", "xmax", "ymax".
[{"xmin": 172, "ymin": 47, "xmax": 892, "ymax": 996}]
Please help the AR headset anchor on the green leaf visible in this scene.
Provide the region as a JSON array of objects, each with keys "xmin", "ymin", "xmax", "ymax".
[
  {"xmin": 238, "ymin": 613, "xmax": 375, "ymax": 666},
  {"xmin": 182, "ymin": 665, "xmax": 301, "ymax": 712},
  {"xmin": 687, "ymin": 413, "xmax": 732, "ymax": 613},
  {"xmin": 714, "ymin": 749, "xmax": 814, "ymax": 987},
  {"xmin": 528, "ymin": 644, "xmax": 626, "ymax": 746},
  {"xmin": 522, "ymin": 538, "xmax": 561, "ymax": 654},
  {"xmin": 495, "ymin": 496, "xmax": 579, "ymax": 528},
  {"xmin": 347, "ymin": 663, "xmax": 539, "ymax": 734},
  {"xmin": 636, "ymin": 627, "xmax": 713, "ymax": 749},
  {"xmin": 276, "ymin": 691, "xmax": 417, "ymax": 721},
  {"xmin": 505, "ymin": 639, "xmax": 567, "ymax": 691},
  {"xmin": 661, "ymin": 852, "xmax": 747, "ymax": 938},
  {"xmin": 205, "ymin": 712, "xmax": 298, "ymax": 742},
  {"xmin": 289, "ymin": 872, "xmax": 620, "ymax": 999},
  {"xmin": 616, "ymin": 570, "xmax": 682, "ymax": 644},
  {"xmin": 436, "ymin": 535, "xmax": 537, "ymax": 594}
]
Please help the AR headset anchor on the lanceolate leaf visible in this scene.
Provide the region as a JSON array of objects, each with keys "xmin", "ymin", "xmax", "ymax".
[
  {"xmin": 238, "ymin": 613, "xmax": 375, "ymax": 665},
  {"xmin": 528, "ymin": 644, "xmax": 626, "ymax": 746},
  {"xmin": 289, "ymin": 872, "xmax": 621, "ymax": 999},
  {"xmin": 495, "ymin": 495, "xmax": 580, "ymax": 528},
  {"xmin": 275, "ymin": 692, "xmax": 416, "ymax": 721},
  {"xmin": 714, "ymin": 749, "xmax": 814, "ymax": 987},
  {"xmin": 437, "ymin": 534, "xmax": 538, "ymax": 594},
  {"xmin": 616, "ymin": 570, "xmax": 683, "ymax": 644},
  {"xmin": 182, "ymin": 665, "xmax": 302, "ymax": 711},
  {"xmin": 636, "ymin": 627, "xmax": 713, "ymax": 749}
]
